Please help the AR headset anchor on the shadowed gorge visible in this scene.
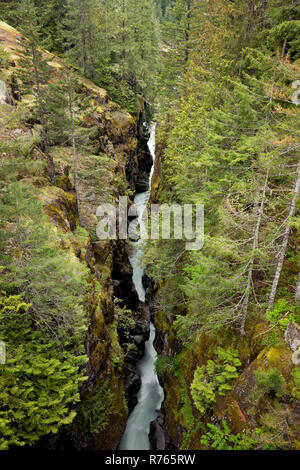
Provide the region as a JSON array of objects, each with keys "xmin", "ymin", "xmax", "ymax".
[{"xmin": 119, "ymin": 124, "xmax": 164, "ymax": 451}]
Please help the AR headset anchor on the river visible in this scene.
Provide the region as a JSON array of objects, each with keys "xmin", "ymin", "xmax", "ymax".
[{"xmin": 118, "ymin": 123, "xmax": 164, "ymax": 451}]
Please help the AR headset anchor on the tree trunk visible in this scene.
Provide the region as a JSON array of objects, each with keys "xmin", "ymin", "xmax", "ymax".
[
  {"xmin": 82, "ymin": 30, "xmax": 88, "ymax": 78},
  {"xmin": 185, "ymin": 0, "xmax": 191, "ymax": 65},
  {"xmin": 31, "ymin": 43, "xmax": 56, "ymax": 185},
  {"xmin": 121, "ymin": 0, "xmax": 126, "ymax": 80},
  {"xmin": 67, "ymin": 74, "xmax": 82, "ymax": 225},
  {"xmin": 268, "ymin": 162, "xmax": 300, "ymax": 311},
  {"xmin": 295, "ymin": 268, "xmax": 300, "ymax": 307},
  {"xmin": 240, "ymin": 170, "xmax": 269, "ymax": 337},
  {"xmin": 282, "ymin": 38, "xmax": 287, "ymax": 57}
]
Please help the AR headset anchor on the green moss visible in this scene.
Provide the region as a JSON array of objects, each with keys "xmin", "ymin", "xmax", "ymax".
[
  {"xmin": 107, "ymin": 324, "xmax": 124, "ymax": 373},
  {"xmin": 0, "ymin": 46, "xmax": 10, "ymax": 72},
  {"xmin": 266, "ymin": 299, "xmax": 300, "ymax": 331},
  {"xmin": 75, "ymin": 378, "xmax": 115, "ymax": 435},
  {"xmin": 290, "ymin": 368, "xmax": 300, "ymax": 399},
  {"xmin": 74, "ymin": 225, "xmax": 90, "ymax": 243},
  {"xmin": 253, "ymin": 367, "xmax": 286, "ymax": 400}
]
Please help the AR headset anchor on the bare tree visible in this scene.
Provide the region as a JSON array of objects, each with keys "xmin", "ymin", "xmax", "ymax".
[
  {"xmin": 240, "ymin": 170, "xmax": 269, "ymax": 337},
  {"xmin": 66, "ymin": 72, "xmax": 82, "ymax": 225},
  {"xmin": 268, "ymin": 162, "xmax": 300, "ymax": 311}
]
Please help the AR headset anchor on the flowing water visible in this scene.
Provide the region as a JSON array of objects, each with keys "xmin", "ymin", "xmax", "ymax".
[{"xmin": 118, "ymin": 123, "xmax": 164, "ymax": 451}]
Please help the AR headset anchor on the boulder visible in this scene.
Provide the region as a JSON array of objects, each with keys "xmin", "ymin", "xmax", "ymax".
[
  {"xmin": 285, "ymin": 321, "xmax": 300, "ymax": 365},
  {"xmin": 149, "ymin": 411, "xmax": 166, "ymax": 450},
  {"xmin": 284, "ymin": 321, "xmax": 300, "ymax": 351},
  {"xmin": 124, "ymin": 363, "xmax": 141, "ymax": 412},
  {"xmin": 0, "ymin": 80, "xmax": 14, "ymax": 105}
]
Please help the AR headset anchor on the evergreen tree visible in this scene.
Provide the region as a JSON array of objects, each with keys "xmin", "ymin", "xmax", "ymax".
[
  {"xmin": 267, "ymin": 0, "xmax": 300, "ymax": 58},
  {"xmin": 0, "ymin": 1, "xmax": 68, "ymax": 54},
  {"xmin": 0, "ymin": 180, "xmax": 89, "ymax": 448},
  {"xmin": 0, "ymin": 182, "xmax": 88, "ymax": 340},
  {"xmin": 147, "ymin": 0, "xmax": 300, "ymax": 341},
  {"xmin": 64, "ymin": 0, "xmax": 102, "ymax": 80},
  {"xmin": 105, "ymin": 0, "xmax": 159, "ymax": 104},
  {"xmin": 36, "ymin": 0, "xmax": 68, "ymax": 54},
  {"xmin": 158, "ymin": 0, "xmax": 194, "ymax": 109},
  {"xmin": 0, "ymin": 0, "xmax": 17, "ymax": 24},
  {"xmin": 0, "ymin": 293, "xmax": 87, "ymax": 449},
  {"xmin": 43, "ymin": 71, "xmax": 96, "ymax": 224},
  {"xmin": 15, "ymin": 0, "xmax": 56, "ymax": 184}
]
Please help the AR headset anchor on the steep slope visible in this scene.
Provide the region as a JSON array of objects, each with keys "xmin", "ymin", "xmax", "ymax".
[
  {"xmin": 146, "ymin": 0, "xmax": 300, "ymax": 451},
  {"xmin": 0, "ymin": 20, "xmax": 150, "ymax": 449}
]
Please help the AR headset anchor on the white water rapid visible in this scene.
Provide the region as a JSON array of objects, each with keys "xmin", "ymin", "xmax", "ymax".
[{"xmin": 118, "ymin": 123, "xmax": 164, "ymax": 451}]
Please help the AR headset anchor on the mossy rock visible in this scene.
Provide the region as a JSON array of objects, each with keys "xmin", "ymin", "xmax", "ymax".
[
  {"xmin": 39, "ymin": 186, "xmax": 77, "ymax": 232},
  {"xmin": 92, "ymin": 374, "xmax": 128, "ymax": 450},
  {"xmin": 100, "ymin": 289, "xmax": 115, "ymax": 324},
  {"xmin": 73, "ymin": 373, "xmax": 127, "ymax": 450},
  {"xmin": 214, "ymin": 344, "xmax": 295, "ymax": 433},
  {"xmin": 163, "ymin": 372, "xmax": 186, "ymax": 448}
]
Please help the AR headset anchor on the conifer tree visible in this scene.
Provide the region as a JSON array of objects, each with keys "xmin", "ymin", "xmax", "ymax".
[
  {"xmin": 147, "ymin": 0, "xmax": 300, "ymax": 341},
  {"xmin": 0, "ymin": 1, "xmax": 68, "ymax": 54},
  {"xmin": 0, "ymin": 182, "xmax": 88, "ymax": 337},
  {"xmin": 36, "ymin": 0, "xmax": 68, "ymax": 54},
  {"xmin": 158, "ymin": 0, "xmax": 194, "ymax": 108},
  {"xmin": 43, "ymin": 71, "xmax": 96, "ymax": 224},
  {"xmin": 268, "ymin": 162, "xmax": 300, "ymax": 311},
  {"xmin": 103, "ymin": 0, "xmax": 158, "ymax": 104},
  {"xmin": 64, "ymin": 0, "xmax": 101, "ymax": 80},
  {"xmin": 0, "ymin": 293, "xmax": 87, "ymax": 449},
  {"xmin": 267, "ymin": 0, "xmax": 300, "ymax": 58},
  {"xmin": 15, "ymin": 0, "xmax": 56, "ymax": 184}
]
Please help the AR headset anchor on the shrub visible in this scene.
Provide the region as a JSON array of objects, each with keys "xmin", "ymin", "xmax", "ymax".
[
  {"xmin": 253, "ymin": 367, "xmax": 286, "ymax": 399},
  {"xmin": 266, "ymin": 299, "xmax": 299, "ymax": 331},
  {"xmin": 0, "ymin": 182, "xmax": 89, "ymax": 448},
  {"xmin": 200, "ymin": 420, "xmax": 253, "ymax": 450},
  {"xmin": 76, "ymin": 378, "xmax": 115, "ymax": 435},
  {"xmin": 291, "ymin": 368, "xmax": 300, "ymax": 399},
  {"xmin": 0, "ymin": 294, "xmax": 88, "ymax": 449},
  {"xmin": 191, "ymin": 347, "xmax": 241, "ymax": 415}
]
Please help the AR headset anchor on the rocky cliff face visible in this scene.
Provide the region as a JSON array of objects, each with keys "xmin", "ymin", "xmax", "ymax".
[{"xmin": 0, "ymin": 20, "xmax": 151, "ymax": 450}]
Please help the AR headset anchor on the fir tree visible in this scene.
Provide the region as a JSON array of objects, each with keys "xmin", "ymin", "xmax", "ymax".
[
  {"xmin": 0, "ymin": 182, "xmax": 88, "ymax": 340},
  {"xmin": 64, "ymin": 0, "xmax": 101, "ymax": 80},
  {"xmin": 43, "ymin": 70, "xmax": 97, "ymax": 224},
  {"xmin": 0, "ymin": 293, "xmax": 87, "ymax": 449},
  {"xmin": 15, "ymin": 0, "xmax": 56, "ymax": 184}
]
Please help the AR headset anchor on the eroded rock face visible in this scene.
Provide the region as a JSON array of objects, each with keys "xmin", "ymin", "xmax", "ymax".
[
  {"xmin": 124, "ymin": 364, "xmax": 142, "ymax": 412},
  {"xmin": 135, "ymin": 111, "xmax": 153, "ymax": 192},
  {"xmin": 150, "ymin": 411, "xmax": 166, "ymax": 450},
  {"xmin": 152, "ymin": 294, "xmax": 300, "ymax": 449},
  {"xmin": 0, "ymin": 80, "xmax": 14, "ymax": 105},
  {"xmin": 285, "ymin": 322, "xmax": 300, "ymax": 352},
  {"xmin": 214, "ymin": 345, "xmax": 298, "ymax": 432},
  {"xmin": 0, "ymin": 80, "xmax": 7, "ymax": 104},
  {"xmin": 285, "ymin": 322, "xmax": 300, "ymax": 366}
]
